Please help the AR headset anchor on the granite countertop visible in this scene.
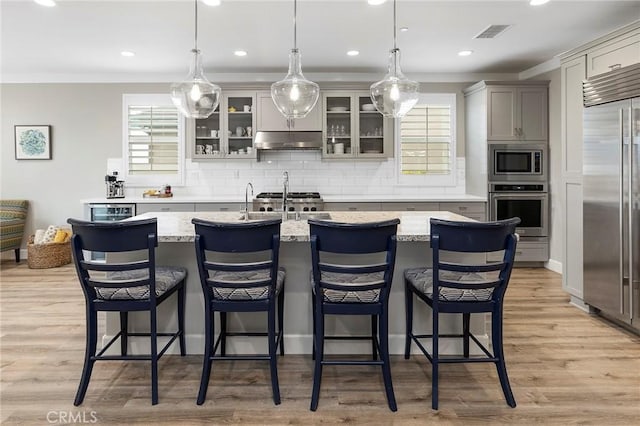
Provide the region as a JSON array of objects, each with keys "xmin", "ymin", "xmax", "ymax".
[
  {"xmin": 82, "ymin": 194, "xmax": 487, "ymax": 204},
  {"xmin": 133, "ymin": 210, "xmax": 473, "ymax": 243}
]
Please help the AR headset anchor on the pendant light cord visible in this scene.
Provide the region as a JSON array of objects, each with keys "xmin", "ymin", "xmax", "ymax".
[
  {"xmin": 293, "ymin": 0, "xmax": 297, "ymax": 50},
  {"xmin": 393, "ymin": 0, "xmax": 397, "ymax": 50},
  {"xmin": 194, "ymin": 0, "xmax": 198, "ymax": 51}
]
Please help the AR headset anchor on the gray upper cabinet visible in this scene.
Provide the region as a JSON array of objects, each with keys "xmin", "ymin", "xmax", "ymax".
[
  {"xmin": 256, "ymin": 91, "xmax": 322, "ymax": 132},
  {"xmin": 586, "ymin": 32, "xmax": 640, "ymax": 78},
  {"xmin": 322, "ymin": 91, "xmax": 393, "ymax": 159},
  {"xmin": 486, "ymin": 85, "xmax": 548, "ymax": 141}
]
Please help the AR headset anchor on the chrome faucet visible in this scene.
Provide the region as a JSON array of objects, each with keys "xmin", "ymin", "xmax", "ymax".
[
  {"xmin": 282, "ymin": 171, "xmax": 289, "ymax": 221},
  {"xmin": 244, "ymin": 182, "xmax": 254, "ymax": 221}
]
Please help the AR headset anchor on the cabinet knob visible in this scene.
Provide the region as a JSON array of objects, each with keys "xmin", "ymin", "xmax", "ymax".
[{"xmin": 348, "ymin": 207, "xmax": 357, "ymax": 211}]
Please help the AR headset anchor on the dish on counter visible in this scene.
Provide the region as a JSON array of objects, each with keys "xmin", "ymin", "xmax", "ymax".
[
  {"xmin": 361, "ymin": 103, "xmax": 376, "ymax": 111},
  {"xmin": 328, "ymin": 106, "xmax": 349, "ymax": 112}
]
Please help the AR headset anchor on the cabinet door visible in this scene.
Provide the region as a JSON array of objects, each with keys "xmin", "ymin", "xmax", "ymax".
[
  {"xmin": 439, "ymin": 202, "xmax": 486, "ymax": 220},
  {"xmin": 256, "ymin": 91, "xmax": 289, "ymax": 131},
  {"xmin": 194, "ymin": 203, "xmax": 242, "ymax": 212},
  {"xmin": 193, "ymin": 105, "xmax": 224, "ymax": 159},
  {"xmin": 517, "ymin": 87, "xmax": 548, "ymax": 141},
  {"xmin": 136, "ymin": 203, "xmax": 195, "ymax": 213},
  {"xmin": 355, "ymin": 93, "xmax": 393, "ymax": 158},
  {"xmin": 380, "ymin": 202, "xmax": 439, "ymax": 211},
  {"xmin": 322, "ymin": 93, "xmax": 356, "ymax": 158},
  {"xmin": 257, "ymin": 91, "xmax": 322, "ymax": 132},
  {"xmin": 323, "ymin": 202, "xmax": 381, "ymax": 211},
  {"xmin": 586, "ymin": 33, "xmax": 640, "ymax": 78},
  {"xmin": 224, "ymin": 92, "xmax": 257, "ymax": 159},
  {"xmin": 486, "ymin": 87, "xmax": 518, "ymax": 140},
  {"xmin": 289, "ymin": 101, "xmax": 322, "ymax": 131}
]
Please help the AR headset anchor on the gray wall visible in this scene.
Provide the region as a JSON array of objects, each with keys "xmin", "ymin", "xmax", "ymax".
[{"xmin": 0, "ymin": 83, "xmax": 169, "ymax": 245}]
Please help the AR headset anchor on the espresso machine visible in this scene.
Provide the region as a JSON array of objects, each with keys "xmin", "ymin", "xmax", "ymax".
[{"xmin": 105, "ymin": 172, "xmax": 125, "ymax": 199}]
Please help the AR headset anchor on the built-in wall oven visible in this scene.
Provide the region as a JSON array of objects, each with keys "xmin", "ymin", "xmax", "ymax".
[
  {"xmin": 489, "ymin": 144, "xmax": 546, "ymax": 182},
  {"xmin": 489, "ymin": 183, "xmax": 548, "ymax": 238}
]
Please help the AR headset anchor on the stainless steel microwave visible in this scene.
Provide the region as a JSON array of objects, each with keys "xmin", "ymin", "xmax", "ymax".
[{"xmin": 488, "ymin": 144, "xmax": 546, "ymax": 182}]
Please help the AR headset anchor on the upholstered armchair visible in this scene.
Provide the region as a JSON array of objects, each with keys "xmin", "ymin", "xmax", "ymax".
[{"xmin": 0, "ymin": 200, "xmax": 29, "ymax": 262}]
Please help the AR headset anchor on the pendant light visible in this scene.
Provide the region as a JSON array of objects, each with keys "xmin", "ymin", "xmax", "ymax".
[
  {"xmin": 170, "ymin": 0, "xmax": 221, "ymax": 119},
  {"xmin": 370, "ymin": 0, "xmax": 419, "ymax": 118},
  {"xmin": 271, "ymin": 0, "xmax": 319, "ymax": 119}
]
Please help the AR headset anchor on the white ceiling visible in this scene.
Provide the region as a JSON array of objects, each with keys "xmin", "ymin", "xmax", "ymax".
[{"xmin": 1, "ymin": 0, "xmax": 639, "ymax": 83}]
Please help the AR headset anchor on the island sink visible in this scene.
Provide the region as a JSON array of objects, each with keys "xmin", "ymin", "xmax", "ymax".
[{"xmin": 240, "ymin": 211, "xmax": 332, "ymax": 221}]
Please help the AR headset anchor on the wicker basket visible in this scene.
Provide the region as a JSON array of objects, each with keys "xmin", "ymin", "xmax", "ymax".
[{"xmin": 27, "ymin": 235, "xmax": 72, "ymax": 269}]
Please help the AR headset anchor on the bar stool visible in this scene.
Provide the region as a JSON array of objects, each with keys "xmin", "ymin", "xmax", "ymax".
[
  {"xmin": 67, "ymin": 218, "xmax": 186, "ymax": 405},
  {"xmin": 404, "ymin": 217, "xmax": 520, "ymax": 409},
  {"xmin": 192, "ymin": 218, "xmax": 285, "ymax": 405},
  {"xmin": 308, "ymin": 218, "xmax": 400, "ymax": 412}
]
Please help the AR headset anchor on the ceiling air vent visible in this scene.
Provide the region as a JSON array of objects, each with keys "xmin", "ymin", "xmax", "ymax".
[{"xmin": 474, "ymin": 25, "xmax": 511, "ymax": 39}]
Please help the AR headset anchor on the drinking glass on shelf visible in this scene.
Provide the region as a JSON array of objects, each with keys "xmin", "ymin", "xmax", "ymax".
[{"xmin": 339, "ymin": 125, "xmax": 346, "ymax": 136}]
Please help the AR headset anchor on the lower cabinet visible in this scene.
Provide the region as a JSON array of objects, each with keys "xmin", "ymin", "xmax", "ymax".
[
  {"xmin": 136, "ymin": 203, "xmax": 195, "ymax": 214},
  {"xmin": 323, "ymin": 202, "xmax": 382, "ymax": 211},
  {"xmin": 487, "ymin": 240, "xmax": 549, "ymax": 263},
  {"xmin": 439, "ymin": 202, "xmax": 486, "ymax": 221},
  {"xmin": 380, "ymin": 202, "xmax": 439, "ymax": 211},
  {"xmin": 194, "ymin": 203, "xmax": 242, "ymax": 212}
]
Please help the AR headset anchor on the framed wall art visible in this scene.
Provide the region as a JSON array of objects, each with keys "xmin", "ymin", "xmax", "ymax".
[{"xmin": 15, "ymin": 125, "xmax": 52, "ymax": 160}]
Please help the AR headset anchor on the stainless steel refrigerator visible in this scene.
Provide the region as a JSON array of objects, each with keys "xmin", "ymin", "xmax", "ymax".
[{"xmin": 583, "ymin": 63, "xmax": 640, "ymax": 334}]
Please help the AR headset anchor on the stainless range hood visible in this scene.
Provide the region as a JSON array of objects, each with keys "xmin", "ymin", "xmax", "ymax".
[{"xmin": 254, "ymin": 131, "xmax": 322, "ymax": 151}]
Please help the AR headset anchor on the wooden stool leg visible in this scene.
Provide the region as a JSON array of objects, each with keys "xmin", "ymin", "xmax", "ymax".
[
  {"xmin": 493, "ymin": 308, "xmax": 516, "ymax": 407},
  {"xmin": 120, "ymin": 312, "xmax": 128, "ymax": 356},
  {"xmin": 371, "ymin": 315, "xmax": 378, "ymax": 360},
  {"xmin": 310, "ymin": 308, "xmax": 324, "ymax": 411},
  {"xmin": 380, "ymin": 310, "xmax": 397, "ymax": 412},
  {"xmin": 404, "ymin": 281, "xmax": 413, "ymax": 359},
  {"xmin": 220, "ymin": 312, "xmax": 227, "ymax": 357},
  {"xmin": 150, "ymin": 309, "xmax": 158, "ymax": 405},
  {"xmin": 278, "ymin": 287, "xmax": 285, "ymax": 356},
  {"xmin": 432, "ymin": 310, "xmax": 439, "ymax": 410},
  {"xmin": 463, "ymin": 312, "xmax": 470, "ymax": 358},
  {"xmin": 178, "ymin": 285, "xmax": 186, "ymax": 356}
]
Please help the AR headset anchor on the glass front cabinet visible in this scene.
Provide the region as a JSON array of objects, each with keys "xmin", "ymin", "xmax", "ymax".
[
  {"xmin": 192, "ymin": 91, "xmax": 257, "ymax": 160},
  {"xmin": 322, "ymin": 91, "xmax": 393, "ymax": 159}
]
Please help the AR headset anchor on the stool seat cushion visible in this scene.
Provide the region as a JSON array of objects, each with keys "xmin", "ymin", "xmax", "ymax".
[
  {"xmin": 310, "ymin": 270, "xmax": 385, "ymax": 303},
  {"xmin": 96, "ymin": 266, "xmax": 187, "ymax": 300},
  {"xmin": 209, "ymin": 267, "xmax": 285, "ymax": 300},
  {"xmin": 404, "ymin": 267, "xmax": 494, "ymax": 302}
]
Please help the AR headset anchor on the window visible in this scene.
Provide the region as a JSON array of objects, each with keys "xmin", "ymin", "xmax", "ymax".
[
  {"xmin": 397, "ymin": 93, "xmax": 456, "ymax": 186},
  {"xmin": 122, "ymin": 94, "xmax": 184, "ymax": 186}
]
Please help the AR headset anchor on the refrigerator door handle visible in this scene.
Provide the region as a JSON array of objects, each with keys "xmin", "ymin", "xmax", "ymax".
[
  {"xmin": 620, "ymin": 109, "xmax": 625, "ymax": 315},
  {"xmin": 629, "ymin": 107, "xmax": 634, "ymax": 320}
]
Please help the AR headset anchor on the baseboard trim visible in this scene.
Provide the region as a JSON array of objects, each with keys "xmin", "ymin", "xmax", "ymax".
[{"xmin": 545, "ymin": 258, "xmax": 562, "ymax": 274}]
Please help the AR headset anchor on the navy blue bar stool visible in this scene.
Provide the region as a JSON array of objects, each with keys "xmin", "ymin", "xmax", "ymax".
[
  {"xmin": 192, "ymin": 218, "xmax": 285, "ymax": 405},
  {"xmin": 308, "ymin": 218, "xmax": 400, "ymax": 412},
  {"xmin": 67, "ymin": 218, "xmax": 186, "ymax": 406},
  {"xmin": 404, "ymin": 217, "xmax": 520, "ymax": 410}
]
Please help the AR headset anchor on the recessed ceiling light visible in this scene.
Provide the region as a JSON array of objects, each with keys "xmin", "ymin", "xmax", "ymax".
[
  {"xmin": 202, "ymin": 0, "xmax": 221, "ymax": 6},
  {"xmin": 367, "ymin": 0, "xmax": 387, "ymax": 5},
  {"xmin": 400, "ymin": 27, "xmax": 409, "ymax": 32},
  {"xmin": 530, "ymin": 0, "xmax": 550, "ymax": 5},
  {"xmin": 458, "ymin": 50, "xmax": 473, "ymax": 57},
  {"xmin": 234, "ymin": 50, "xmax": 248, "ymax": 57},
  {"xmin": 121, "ymin": 51, "xmax": 135, "ymax": 57},
  {"xmin": 34, "ymin": 0, "xmax": 56, "ymax": 6},
  {"xmin": 347, "ymin": 50, "xmax": 360, "ymax": 56}
]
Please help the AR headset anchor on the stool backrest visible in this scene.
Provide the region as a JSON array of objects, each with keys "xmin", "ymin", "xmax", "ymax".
[
  {"xmin": 430, "ymin": 217, "xmax": 520, "ymax": 304},
  {"xmin": 192, "ymin": 218, "xmax": 282, "ymax": 300},
  {"xmin": 308, "ymin": 219, "xmax": 400, "ymax": 302},
  {"xmin": 67, "ymin": 218, "xmax": 158, "ymax": 301}
]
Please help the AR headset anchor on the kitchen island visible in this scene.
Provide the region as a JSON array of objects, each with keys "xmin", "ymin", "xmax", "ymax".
[{"xmin": 105, "ymin": 211, "xmax": 489, "ymax": 355}]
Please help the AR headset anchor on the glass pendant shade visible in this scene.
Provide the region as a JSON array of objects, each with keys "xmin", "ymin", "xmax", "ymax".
[
  {"xmin": 370, "ymin": 48, "xmax": 419, "ymax": 118},
  {"xmin": 171, "ymin": 49, "xmax": 221, "ymax": 119},
  {"xmin": 271, "ymin": 48, "xmax": 319, "ymax": 119}
]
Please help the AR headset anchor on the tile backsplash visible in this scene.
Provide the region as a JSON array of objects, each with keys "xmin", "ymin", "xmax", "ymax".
[{"xmin": 109, "ymin": 153, "xmax": 466, "ymax": 198}]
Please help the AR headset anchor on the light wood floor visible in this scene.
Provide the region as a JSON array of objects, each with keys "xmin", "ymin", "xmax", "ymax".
[{"xmin": 1, "ymin": 262, "xmax": 639, "ymax": 425}]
